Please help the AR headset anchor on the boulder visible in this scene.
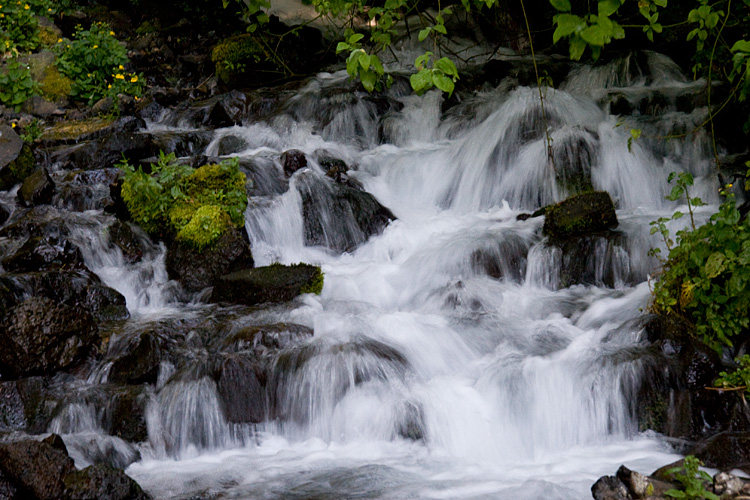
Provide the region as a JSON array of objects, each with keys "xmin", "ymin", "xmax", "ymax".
[
  {"xmin": 0, "ymin": 203, "xmax": 9, "ymax": 226},
  {"xmin": 0, "ymin": 124, "xmax": 25, "ymax": 189},
  {"xmin": 591, "ymin": 476, "xmax": 632, "ymax": 500},
  {"xmin": 1, "ymin": 236, "xmax": 84, "ymax": 272},
  {"xmin": 0, "ymin": 438, "xmax": 76, "ymax": 500},
  {"xmin": 0, "ymin": 377, "xmax": 56, "ymax": 433},
  {"xmin": 0, "ymin": 297, "xmax": 98, "ymax": 379},
  {"xmin": 690, "ymin": 432, "xmax": 750, "ymax": 471},
  {"xmin": 281, "ymin": 149, "xmax": 308, "ymax": 177},
  {"xmin": 166, "ymin": 226, "xmax": 254, "ymax": 292},
  {"xmin": 0, "ymin": 143, "xmax": 36, "ymax": 192},
  {"xmin": 18, "ymin": 167, "xmax": 56, "ymax": 207},
  {"xmin": 212, "ymin": 263, "xmax": 323, "ymax": 306},
  {"xmin": 105, "ymin": 220, "xmax": 147, "ymax": 264},
  {"xmin": 616, "ymin": 465, "xmax": 674, "ymax": 498},
  {"xmin": 216, "ymin": 356, "xmax": 265, "ymax": 423},
  {"xmin": 63, "ymin": 463, "xmax": 151, "ymax": 500},
  {"xmin": 108, "ymin": 330, "xmax": 164, "ymax": 385},
  {"xmin": 542, "ymin": 191, "xmax": 618, "ymax": 239},
  {"xmin": 56, "ymin": 168, "xmax": 123, "ymax": 212},
  {"xmin": 223, "ymin": 323, "xmax": 314, "ymax": 353},
  {"xmin": 104, "ymin": 387, "xmax": 149, "ymax": 443},
  {"xmin": 216, "ymin": 135, "xmax": 247, "ymax": 155}
]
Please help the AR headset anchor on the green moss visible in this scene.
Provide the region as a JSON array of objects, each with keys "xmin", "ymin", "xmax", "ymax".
[
  {"xmin": 175, "ymin": 205, "xmax": 230, "ymax": 250},
  {"xmin": 0, "ymin": 144, "xmax": 36, "ymax": 191},
  {"xmin": 41, "ymin": 117, "xmax": 114, "ymax": 141},
  {"xmin": 181, "ymin": 162, "xmax": 248, "ymax": 227},
  {"xmin": 38, "ymin": 26, "xmax": 60, "ymax": 48},
  {"xmin": 300, "ymin": 265, "xmax": 324, "ymax": 295},
  {"xmin": 39, "ymin": 65, "xmax": 72, "ymax": 103},
  {"xmin": 211, "ymin": 34, "xmax": 264, "ymax": 84}
]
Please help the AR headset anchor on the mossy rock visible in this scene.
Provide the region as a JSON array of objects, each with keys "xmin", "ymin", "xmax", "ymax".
[
  {"xmin": 39, "ymin": 65, "xmax": 72, "ymax": 104},
  {"xmin": 40, "ymin": 117, "xmax": 115, "ymax": 142},
  {"xmin": 0, "ymin": 144, "xmax": 37, "ymax": 191},
  {"xmin": 542, "ymin": 191, "xmax": 618, "ymax": 240},
  {"xmin": 212, "ymin": 263, "xmax": 324, "ymax": 306},
  {"xmin": 175, "ymin": 204, "xmax": 231, "ymax": 250},
  {"xmin": 211, "ymin": 34, "xmax": 265, "ymax": 85}
]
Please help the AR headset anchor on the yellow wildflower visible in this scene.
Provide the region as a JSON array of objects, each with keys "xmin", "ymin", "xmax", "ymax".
[
  {"xmin": 118, "ymin": 65, "xmax": 124, "ymax": 70},
  {"xmin": 57, "ymin": 38, "xmax": 62, "ymax": 43},
  {"xmin": 93, "ymin": 45, "xmax": 98, "ymax": 49},
  {"xmin": 23, "ymin": 3, "xmax": 29, "ymax": 9},
  {"xmin": 130, "ymin": 75, "xmax": 138, "ymax": 83},
  {"xmin": 110, "ymin": 31, "xmax": 115, "ymax": 36},
  {"xmin": 108, "ymin": 84, "xmax": 112, "ymax": 89},
  {"xmin": 115, "ymin": 74, "xmax": 124, "ymax": 80},
  {"xmin": 11, "ymin": 122, "xmax": 16, "ymax": 128}
]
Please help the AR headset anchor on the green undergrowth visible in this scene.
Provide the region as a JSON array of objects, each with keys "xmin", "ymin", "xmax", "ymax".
[{"xmin": 119, "ymin": 152, "xmax": 248, "ymax": 251}]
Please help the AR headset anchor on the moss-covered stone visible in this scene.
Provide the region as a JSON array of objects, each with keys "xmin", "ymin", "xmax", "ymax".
[
  {"xmin": 40, "ymin": 117, "xmax": 115, "ymax": 142},
  {"xmin": 212, "ymin": 263, "xmax": 324, "ymax": 306},
  {"xmin": 175, "ymin": 204, "xmax": 231, "ymax": 250},
  {"xmin": 38, "ymin": 65, "xmax": 72, "ymax": 103},
  {"xmin": 542, "ymin": 191, "xmax": 618, "ymax": 240},
  {"xmin": 211, "ymin": 34, "xmax": 265, "ymax": 85},
  {"xmin": 0, "ymin": 144, "xmax": 37, "ymax": 191}
]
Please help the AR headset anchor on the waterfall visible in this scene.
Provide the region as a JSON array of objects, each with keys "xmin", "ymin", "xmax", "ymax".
[{"xmin": 47, "ymin": 51, "xmax": 715, "ymax": 499}]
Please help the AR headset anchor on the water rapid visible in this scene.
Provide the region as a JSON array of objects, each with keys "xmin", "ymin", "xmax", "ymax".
[{"xmin": 56, "ymin": 51, "xmax": 723, "ymax": 499}]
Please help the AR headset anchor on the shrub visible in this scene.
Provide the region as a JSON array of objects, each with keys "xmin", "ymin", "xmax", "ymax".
[
  {"xmin": 651, "ymin": 168, "xmax": 750, "ymax": 352},
  {"xmin": 119, "ymin": 152, "xmax": 249, "ymax": 251},
  {"xmin": 0, "ymin": 2, "xmax": 40, "ymax": 53},
  {"xmin": 54, "ymin": 22, "xmax": 144, "ymax": 104},
  {"xmin": 211, "ymin": 34, "xmax": 264, "ymax": 84},
  {"xmin": 0, "ymin": 57, "xmax": 39, "ymax": 111}
]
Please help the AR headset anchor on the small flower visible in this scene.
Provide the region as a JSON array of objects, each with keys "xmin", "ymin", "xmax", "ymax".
[
  {"xmin": 108, "ymin": 84, "xmax": 112, "ymax": 88},
  {"xmin": 134, "ymin": 96, "xmax": 139, "ymax": 101},
  {"xmin": 11, "ymin": 122, "xmax": 16, "ymax": 128},
  {"xmin": 23, "ymin": 3, "xmax": 29, "ymax": 9},
  {"xmin": 118, "ymin": 65, "xmax": 124, "ymax": 70},
  {"xmin": 48, "ymin": 7, "xmax": 51, "ymax": 11},
  {"xmin": 57, "ymin": 38, "xmax": 62, "ymax": 43},
  {"xmin": 130, "ymin": 75, "xmax": 138, "ymax": 83},
  {"xmin": 93, "ymin": 44, "xmax": 98, "ymax": 49},
  {"xmin": 115, "ymin": 74, "xmax": 124, "ymax": 79},
  {"xmin": 110, "ymin": 31, "xmax": 115, "ymax": 36}
]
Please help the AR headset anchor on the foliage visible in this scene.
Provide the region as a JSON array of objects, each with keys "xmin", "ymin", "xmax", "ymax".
[
  {"xmin": 0, "ymin": 57, "xmax": 39, "ymax": 110},
  {"xmin": 119, "ymin": 152, "xmax": 249, "ymax": 251},
  {"xmin": 38, "ymin": 64, "xmax": 73, "ymax": 102},
  {"xmin": 54, "ymin": 22, "xmax": 144, "ymax": 104},
  {"xmin": 410, "ymin": 52, "xmax": 459, "ymax": 96},
  {"xmin": 651, "ymin": 168, "xmax": 750, "ymax": 353},
  {"xmin": 336, "ymin": 31, "xmax": 390, "ymax": 92},
  {"xmin": 664, "ymin": 456, "xmax": 719, "ymax": 500},
  {"xmin": 211, "ymin": 34, "xmax": 264, "ymax": 84},
  {"xmin": 300, "ymin": 265, "xmax": 324, "ymax": 294},
  {"xmin": 0, "ymin": 1, "xmax": 40, "ymax": 53},
  {"xmin": 715, "ymin": 354, "xmax": 750, "ymax": 395}
]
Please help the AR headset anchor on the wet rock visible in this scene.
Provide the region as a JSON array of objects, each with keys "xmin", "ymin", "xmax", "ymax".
[
  {"xmin": 223, "ymin": 323, "xmax": 314, "ymax": 353},
  {"xmin": 543, "ymin": 191, "xmax": 618, "ymax": 239},
  {"xmin": 0, "ymin": 377, "xmax": 53, "ymax": 434},
  {"xmin": 281, "ymin": 149, "xmax": 308, "ymax": 177},
  {"xmin": 144, "ymin": 130, "xmax": 213, "ymax": 158},
  {"xmin": 551, "ymin": 129, "xmax": 597, "ymax": 195},
  {"xmin": 166, "ymin": 226, "xmax": 254, "ymax": 293},
  {"xmin": 713, "ymin": 471, "xmax": 746, "ymax": 498},
  {"xmin": 176, "ymin": 90, "xmax": 248, "ymax": 128},
  {"xmin": 104, "ymin": 387, "xmax": 149, "ymax": 443},
  {"xmin": 297, "ymin": 172, "xmax": 396, "ymax": 253},
  {"xmin": 690, "ymin": 432, "xmax": 750, "ymax": 471},
  {"xmin": 469, "ymin": 234, "xmax": 530, "ymax": 282},
  {"xmin": 0, "ymin": 143, "xmax": 36, "ymax": 192},
  {"xmin": 554, "ymin": 232, "xmax": 634, "ymax": 288},
  {"xmin": 1, "ymin": 236, "xmax": 84, "ymax": 272},
  {"xmin": 0, "ymin": 124, "xmax": 24, "ymax": 184},
  {"xmin": 0, "ymin": 469, "xmax": 17, "ymax": 499},
  {"xmin": 0, "ymin": 297, "xmax": 98, "ymax": 378},
  {"xmin": 616, "ymin": 465, "xmax": 674, "ymax": 498},
  {"xmin": 0, "ymin": 205, "xmax": 69, "ymax": 240},
  {"xmin": 108, "ymin": 330, "xmax": 164, "ymax": 385},
  {"xmin": 0, "ymin": 203, "xmax": 9, "ymax": 226},
  {"xmin": 56, "ymin": 168, "xmax": 123, "ymax": 212},
  {"xmin": 0, "ymin": 438, "xmax": 76, "ymax": 500},
  {"xmin": 216, "ymin": 135, "xmax": 247, "ymax": 156},
  {"xmin": 64, "ymin": 463, "xmax": 151, "ymax": 500},
  {"xmin": 18, "ymin": 167, "xmax": 56, "ymax": 207},
  {"xmin": 591, "ymin": 476, "xmax": 632, "ymax": 500},
  {"xmin": 216, "ymin": 356, "xmax": 265, "ymax": 423},
  {"xmin": 212, "ymin": 263, "xmax": 323, "ymax": 306},
  {"xmin": 105, "ymin": 220, "xmax": 146, "ymax": 264}
]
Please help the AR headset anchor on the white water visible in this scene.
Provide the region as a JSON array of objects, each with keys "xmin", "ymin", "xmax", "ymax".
[{"xmin": 56, "ymin": 52, "xmax": 724, "ymax": 498}]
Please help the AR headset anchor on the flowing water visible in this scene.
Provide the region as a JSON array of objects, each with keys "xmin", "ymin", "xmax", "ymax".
[{"xmin": 49, "ymin": 51, "xmax": 727, "ymax": 498}]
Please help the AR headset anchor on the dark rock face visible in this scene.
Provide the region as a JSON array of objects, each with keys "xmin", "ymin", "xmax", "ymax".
[
  {"xmin": 55, "ymin": 168, "xmax": 123, "ymax": 212},
  {"xmin": 0, "ymin": 377, "xmax": 54, "ymax": 433},
  {"xmin": 0, "ymin": 439, "xmax": 76, "ymax": 500},
  {"xmin": 591, "ymin": 476, "xmax": 632, "ymax": 500},
  {"xmin": 690, "ymin": 432, "xmax": 750, "ymax": 471},
  {"xmin": 212, "ymin": 263, "xmax": 322, "ymax": 306},
  {"xmin": 542, "ymin": 191, "xmax": 618, "ymax": 239},
  {"xmin": 554, "ymin": 232, "xmax": 634, "ymax": 288},
  {"xmin": 18, "ymin": 167, "xmax": 56, "ymax": 207},
  {"xmin": 0, "ymin": 126, "xmax": 30, "ymax": 191},
  {"xmin": 0, "ymin": 297, "xmax": 98, "ymax": 379},
  {"xmin": 217, "ymin": 356, "xmax": 265, "ymax": 423},
  {"xmin": 1, "ymin": 236, "xmax": 84, "ymax": 272},
  {"xmin": 223, "ymin": 323, "xmax": 314, "ymax": 353},
  {"xmin": 0, "ymin": 143, "xmax": 37, "ymax": 192},
  {"xmin": 281, "ymin": 149, "xmax": 308, "ymax": 177},
  {"xmin": 166, "ymin": 226, "xmax": 254, "ymax": 292},
  {"xmin": 296, "ymin": 172, "xmax": 396, "ymax": 253},
  {"xmin": 104, "ymin": 387, "xmax": 149, "ymax": 443},
  {"xmin": 64, "ymin": 463, "xmax": 151, "ymax": 500},
  {"xmin": 108, "ymin": 330, "xmax": 164, "ymax": 385},
  {"xmin": 0, "ymin": 203, "xmax": 9, "ymax": 226}
]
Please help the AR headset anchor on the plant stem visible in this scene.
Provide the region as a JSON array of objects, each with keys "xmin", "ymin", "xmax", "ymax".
[{"xmin": 707, "ymin": 0, "xmax": 732, "ymax": 171}]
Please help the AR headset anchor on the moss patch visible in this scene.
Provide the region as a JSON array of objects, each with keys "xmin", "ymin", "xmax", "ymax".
[
  {"xmin": 40, "ymin": 117, "xmax": 114, "ymax": 142},
  {"xmin": 542, "ymin": 191, "xmax": 618, "ymax": 240},
  {"xmin": 175, "ymin": 205, "xmax": 231, "ymax": 250},
  {"xmin": 39, "ymin": 65, "xmax": 72, "ymax": 103},
  {"xmin": 0, "ymin": 144, "xmax": 36, "ymax": 191},
  {"xmin": 213, "ymin": 263, "xmax": 324, "ymax": 306},
  {"xmin": 211, "ymin": 34, "xmax": 265, "ymax": 85}
]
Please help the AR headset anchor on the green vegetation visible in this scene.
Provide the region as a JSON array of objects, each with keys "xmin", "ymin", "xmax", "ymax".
[
  {"xmin": 211, "ymin": 34, "xmax": 264, "ymax": 84},
  {"xmin": 0, "ymin": 1, "xmax": 40, "ymax": 53},
  {"xmin": 664, "ymin": 456, "xmax": 719, "ymax": 500},
  {"xmin": 119, "ymin": 152, "xmax": 249, "ymax": 251},
  {"xmin": 715, "ymin": 354, "xmax": 750, "ymax": 395},
  {"xmin": 0, "ymin": 57, "xmax": 38, "ymax": 110},
  {"xmin": 300, "ymin": 265, "xmax": 324, "ymax": 294},
  {"xmin": 54, "ymin": 22, "xmax": 144, "ymax": 104},
  {"xmin": 650, "ymin": 169, "xmax": 750, "ymax": 353}
]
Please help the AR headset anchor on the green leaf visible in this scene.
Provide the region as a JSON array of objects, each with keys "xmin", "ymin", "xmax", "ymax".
[
  {"xmin": 654, "ymin": 0, "xmax": 667, "ymax": 6},
  {"xmin": 434, "ymin": 57, "xmax": 459, "ymax": 77},
  {"xmin": 434, "ymin": 24, "xmax": 447, "ymax": 35},
  {"xmin": 581, "ymin": 25, "xmax": 607, "ymax": 46},
  {"xmin": 706, "ymin": 252, "xmax": 726, "ymax": 278},
  {"xmin": 348, "ymin": 33, "xmax": 365, "ymax": 44},
  {"xmin": 569, "ymin": 35, "xmax": 587, "ymax": 60},
  {"xmin": 598, "ymin": 0, "xmax": 620, "ymax": 17},
  {"xmin": 554, "ymin": 13, "xmax": 584, "ymax": 37},
  {"xmin": 549, "ymin": 0, "xmax": 571, "ymax": 11},
  {"xmin": 360, "ymin": 70, "xmax": 376, "ymax": 92},
  {"xmin": 432, "ymin": 73, "xmax": 455, "ymax": 95},
  {"xmin": 410, "ymin": 69, "xmax": 433, "ymax": 94},
  {"xmin": 418, "ymin": 28, "xmax": 431, "ymax": 41},
  {"xmin": 336, "ymin": 42, "xmax": 351, "ymax": 54},
  {"xmin": 731, "ymin": 40, "xmax": 750, "ymax": 53}
]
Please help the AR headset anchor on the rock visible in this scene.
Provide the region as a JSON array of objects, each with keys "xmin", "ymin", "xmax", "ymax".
[
  {"xmin": 0, "ymin": 297, "xmax": 98, "ymax": 379},
  {"xmin": 108, "ymin": 330, "xmax": 164, "ymax": 385},
  {"xmin": 0, "ymin": 143, "xmax": 36, "ymax": 192},
  {"xmin": 542, "ymin": 191, "xmax": 618, "ymax": 239},
  {"xmin": 0, "ymin": 438, "xmax": 76, "ymax": 500},
  {"xmin": 216, "ymin": 135, "xmax": 247, "ymax": 156},
  {"xmin": 0, "ymin": 205, "xmax": 69, "ymax": 240},
  {"xmin": 281, "ymin": 149, "xmax": 308, "ymax": 177},
  {"xmin": 616, "ymin": 465, "xmax": 674, "ymax": 498},
  {"xmin": 0, "ymin": 124, "xmax": 24, "ymax": 183},
  {"xmin": 0, "ymin": 376, "xmax": 54, "ymax": 433},
  {"xmin": 216, "ymin": 356, "xmax": 265, "ymax": 423},
  {"xmin": 1, "ymin": 236, "xmax": 83, "ymax": 272},
  {"xmin": 690, "ymin": 432, "xmax": 750, "ymax": 471},
  {"xmin": 17, "ymin": 167, "xmax": 56, "ymax": 207},
  {"xmin": 0, "ymin": 203, "xmax": 9, "ymax": 226},
  {"xmin": 592, "ymin": 476, "xmax": 633, "ymax": 500},
  {"xmin": 713, "ymin": 471, "xmax": 746, "ymax": 498},
  {"xmin": 223, "ymin": 323, "xmax": 314, "ymax": 353},
  {"xmin": 553, "ymin": 232, "xmax": 635, "ymax": 288},
  {"xmin": 56, "ymin": 168, "xmax": 124, "ymax": 212},
  {"xmin": 22, "ymin": 95, "xmax": 64, "ymax": 117},
  {"xmin": 212, "ymin": 263, "xmax": 323, "ymax": 306},
  {"xmin": 166, "ymin": 226, "xmax": 254, "ymax": 293},
  {"xmin": 104, "ymin": 387, "xmax": 149, "ymax": 443},
  {"xmin": 297, "ymin": 172, "xmax": 396, "ymax": 252},
  {"xmin": 64, "ymin": 463, "xmax": 151, "ymax": 500},
  {"xmin": 105, "ymin": 220, "xmax": 146, "ymax": 264}
]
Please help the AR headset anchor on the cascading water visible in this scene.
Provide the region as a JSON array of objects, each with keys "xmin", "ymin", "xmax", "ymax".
[{"xmin": 46, "ymin": 50, "xmax": 725, "ymax": 499}]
